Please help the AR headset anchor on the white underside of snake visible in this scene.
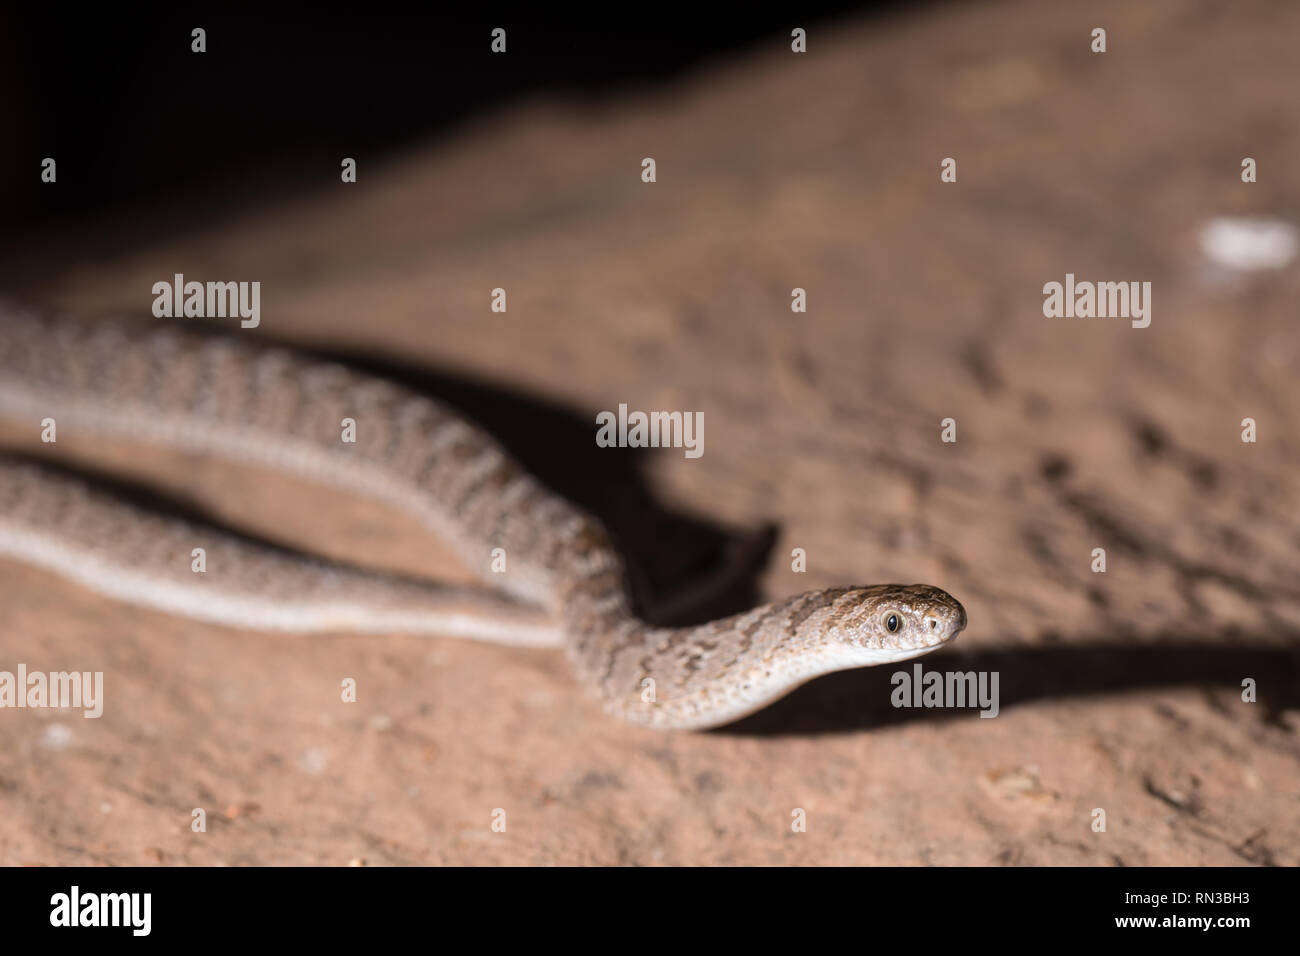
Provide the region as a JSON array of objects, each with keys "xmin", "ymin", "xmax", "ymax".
[{"xmin": 0, "ymin": 306, "xmax": 966, "ymax": 730}]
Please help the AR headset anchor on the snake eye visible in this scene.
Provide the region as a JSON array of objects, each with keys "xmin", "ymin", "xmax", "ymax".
[{"xmin": 883, "ymin": 612, "xmax": 902, "ymax": 634}]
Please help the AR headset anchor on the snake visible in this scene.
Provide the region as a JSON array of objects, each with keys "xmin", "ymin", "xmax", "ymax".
[{"xmin": 0, "ymin": 306, "xmax": 967, "ymax": 730}]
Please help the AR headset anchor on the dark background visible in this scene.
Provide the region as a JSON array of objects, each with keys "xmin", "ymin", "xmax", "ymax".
[{"xmin": 0, "ymin": 4, "xmax": 915, "ymax": 237}]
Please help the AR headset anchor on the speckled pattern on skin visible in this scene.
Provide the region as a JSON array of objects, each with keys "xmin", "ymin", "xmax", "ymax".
[{"xmin": 0, "ymin": 307, "xmax": 966, "ymax": 730}]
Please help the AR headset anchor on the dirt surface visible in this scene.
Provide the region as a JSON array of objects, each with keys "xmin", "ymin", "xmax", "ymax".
[{"xmin": 2, "ymin": 0, "xmax": 1299, "ymax": 865}]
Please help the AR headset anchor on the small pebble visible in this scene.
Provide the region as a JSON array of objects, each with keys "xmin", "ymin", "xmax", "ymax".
[
  {"xmin": 1199, "ymin": 216, "xmax": 1298, "ymax": 271},
  {"xmin": 40, "ymin": 724, "xmax": 72, "ymax": 751}
]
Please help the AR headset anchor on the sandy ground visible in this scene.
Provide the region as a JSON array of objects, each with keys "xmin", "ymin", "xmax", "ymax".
[{"xmin": 1, "ymin": 0, "xmax": 1298, "ymax": 865}]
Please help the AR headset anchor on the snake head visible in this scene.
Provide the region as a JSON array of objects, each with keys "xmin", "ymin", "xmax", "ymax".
[{"xmin": 824, "ymin": 584, "xmax": 966, "ymax": 653}]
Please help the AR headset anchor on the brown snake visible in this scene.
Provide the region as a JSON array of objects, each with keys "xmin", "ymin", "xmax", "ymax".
[{"xmin": 0, "ymin": 307, "xmax": 966, "ymax": 729}]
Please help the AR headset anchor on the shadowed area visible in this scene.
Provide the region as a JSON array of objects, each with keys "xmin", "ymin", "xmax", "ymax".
[{"xmin": 723, "ymin": 640, "xmax": 1300, "ymax": 736}]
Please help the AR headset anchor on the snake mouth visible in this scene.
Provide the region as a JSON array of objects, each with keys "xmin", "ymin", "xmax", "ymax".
[{"xmin": 940, "ymin": 618, "xmax": 966, "ymax": 645}]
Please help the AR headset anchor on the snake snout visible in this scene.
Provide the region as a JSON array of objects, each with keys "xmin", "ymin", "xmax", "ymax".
[
  {"xmin": 911, "ymin": 586, "xmax": 966, "ymax": 648},
  {"xmin": 927, "ymin": 593, "xmax": 967, "ymax": 644}
]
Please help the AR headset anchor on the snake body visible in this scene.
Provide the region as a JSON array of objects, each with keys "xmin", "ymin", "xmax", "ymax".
[{"xmin": 0, "ymin": 307, "xmax": 966, "ymax": 729}]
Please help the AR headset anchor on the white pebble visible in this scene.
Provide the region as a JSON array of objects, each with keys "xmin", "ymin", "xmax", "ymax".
[
  {"xmin": 40, "ymin": 723, "xmax": 73, "ymax": 750},
  {"xmin": 1199, "ymin": 216, "xmax": 1298, "ymax": 271},
  {"xmin": 299, "ymin": 747, "xmax": 330, "ymax": 775}
]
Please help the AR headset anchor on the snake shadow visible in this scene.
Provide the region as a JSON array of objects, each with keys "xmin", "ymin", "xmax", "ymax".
[
  {"xmin": 273, "ymin": 334, "xmax": 779, "ymax": 624},
  {"xmin": 717, "ymin": 636, "xmax": 1300, "ymax": 737},
  {"xmin": 0, "ymin": 318, "xmax": 776, "ymax": 625}
]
